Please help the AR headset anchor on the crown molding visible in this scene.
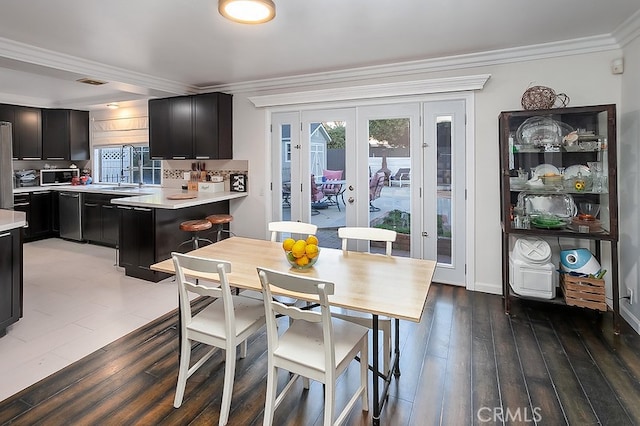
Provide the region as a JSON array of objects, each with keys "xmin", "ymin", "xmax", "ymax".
[
  {"xmin": 0, "ymin": 36, "xmax": 195, "ymax": 96},
  {"xmin": 0, "ymin": 30, "xmax": 625, "ymax": 102},
  {"xmin": 612, "ymin": 9, "xmax": 640, "ymax": 47},
  {"xmin": 210, "ymin": 34, "xmax": 620, "ymax": 95},
  {"xmin": 248, "ymin": 74, "xmax": 490, "ymax": 108}
]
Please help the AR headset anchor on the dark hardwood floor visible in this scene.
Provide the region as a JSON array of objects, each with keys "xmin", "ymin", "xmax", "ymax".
[{"xmin": 2, "ymin": 283, "xmax": 640, "ymax": 425}]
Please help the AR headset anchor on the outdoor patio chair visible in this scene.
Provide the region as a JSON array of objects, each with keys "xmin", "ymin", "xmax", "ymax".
[
  {"xmin": 282, "ymin": 181, "xmax": 291, "ymax": 207},
  {"xmin": 320, "ymin": 169, "xmax": 344, "ymax": 210},
  {"xmin": 369, "ymin": 171, "xmax": 385, "ymax": 212},
  {"xmin": 389, "ymin": 168, "xmax": 410, "ymax": 187}
]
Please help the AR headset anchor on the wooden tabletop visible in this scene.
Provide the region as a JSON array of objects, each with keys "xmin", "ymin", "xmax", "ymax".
[{"xmin": 151, "ymin": 236, "xmax": 435, "ymax": 322}]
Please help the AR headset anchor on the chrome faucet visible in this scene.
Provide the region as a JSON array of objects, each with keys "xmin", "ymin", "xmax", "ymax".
[{"xmin": 120, "ymin": 144, "xmax": 135, "ymax": 186}]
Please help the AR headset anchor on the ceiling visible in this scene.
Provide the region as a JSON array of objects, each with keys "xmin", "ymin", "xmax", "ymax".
[{"xmin": 0, "ymin": 0, "xmax": 639, "ymax": 111}]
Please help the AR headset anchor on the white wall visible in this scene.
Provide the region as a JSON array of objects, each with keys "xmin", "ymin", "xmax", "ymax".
[
  {"xmin": 230, "ymin": 49, "xmax": 623, "ymax": 294},
  {"xmin": 620, "ymin": 36, "xmax": 640, "ymax": 332}
]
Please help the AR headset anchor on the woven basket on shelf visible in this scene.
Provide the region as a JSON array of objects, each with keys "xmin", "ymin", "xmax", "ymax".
[{"xmin": 521, "ymin": 86, "xmax": 570, "ymax": 110}]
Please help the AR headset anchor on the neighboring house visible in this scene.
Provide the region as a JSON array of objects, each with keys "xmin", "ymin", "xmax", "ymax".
[
  {"xmin": 310, "ymin": 123, "xmax": 331, "ymax": 178},
  {"xmin": 281, "ymin": 122, "xmax": 331, "ymax": 183}
]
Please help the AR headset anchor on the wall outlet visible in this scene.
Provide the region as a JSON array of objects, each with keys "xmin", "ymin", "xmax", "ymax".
[{"xmin": 627, "ymin": 287, "xmax": 634, "ymax": 305}]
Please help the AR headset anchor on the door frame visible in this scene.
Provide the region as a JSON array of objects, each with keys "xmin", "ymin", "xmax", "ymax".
[{"xmin": 267, "ymin": 91, "xmax": 476, "ymax": 290}]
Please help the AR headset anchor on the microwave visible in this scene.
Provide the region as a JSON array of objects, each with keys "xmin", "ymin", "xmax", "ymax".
[{"xmin": 40, "ymin": 168, "xmax": 80, "ymax": 186}]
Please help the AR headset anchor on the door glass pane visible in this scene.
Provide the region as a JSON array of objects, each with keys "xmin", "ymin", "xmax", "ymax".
[
  {"xmin": 311, "ymin": 121, "xmax": 345, "ymax": 248},
  {"xmin": 437, "ymin": 116, "xmax": 452, "ymax": 264},
  {"xmin": 280, "ymin": 124, "xmax": 292, "ymax": 220},
  {"xmin": 368, "ymin": 118, "xmax": 410, "ymax": 257}
]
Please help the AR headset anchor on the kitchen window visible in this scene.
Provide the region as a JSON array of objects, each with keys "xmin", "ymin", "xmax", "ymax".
[{"xmin": 93, "ymin": 145, "xmax": 162, "ymax": 185}]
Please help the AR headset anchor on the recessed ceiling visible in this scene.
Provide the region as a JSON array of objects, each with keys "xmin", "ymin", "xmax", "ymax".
[{"xmin": 0, "ymin": 0, "xmax": 638, "ymax": 110}]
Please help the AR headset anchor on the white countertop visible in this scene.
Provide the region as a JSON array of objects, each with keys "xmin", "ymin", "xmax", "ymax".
[
  {"xmin": 110, "ymin": 190, "xmax": 247, "ymax": 209},
  {"xmin": 0, "ymin": 209, "xmax": 27, "ymax": 232},
  {"xmin": 13, "ymin": 184, "xmax": 247, "ymax": 209}
]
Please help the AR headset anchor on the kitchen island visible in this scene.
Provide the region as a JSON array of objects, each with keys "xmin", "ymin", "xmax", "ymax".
[
  {"xmin": 109, "ymin": 188, "xmax": 247, "ymax": 282},
  {"xmin": 0, "ymin": 209, "xmax": 26, "ymax": 336}
]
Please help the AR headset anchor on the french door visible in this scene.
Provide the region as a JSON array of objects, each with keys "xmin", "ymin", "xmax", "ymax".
[
  {"xmin": 271, "ymin": 99, "xmax": 467, "ymax": 286},
  {"xmin": 422, "ymin": 100, "xmax": 466, "ymax": 285}
]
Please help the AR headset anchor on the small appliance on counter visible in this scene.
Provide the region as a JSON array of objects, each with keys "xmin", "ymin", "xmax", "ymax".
[
  {"xmin": 509, "ymin": 237, "xmax": 556, "ymax": 299},
  {"xmin": 40, "ymin": 168, "xmax": 80, "ymax": 186},
  {"xmin": 15, "ymin": 169, "xmax": 39, "ymax": 187}
]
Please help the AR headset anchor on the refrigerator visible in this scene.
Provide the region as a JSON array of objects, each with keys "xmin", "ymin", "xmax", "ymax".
[{"xmin": 0, "ymin": 121, "xmax": 14, "ymax": 210}]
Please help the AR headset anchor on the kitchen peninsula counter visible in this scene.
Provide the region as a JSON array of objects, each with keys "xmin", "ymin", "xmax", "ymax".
[
  {"xmin": 0, "ymin": 209, "xmax": 27, "ymax": 232},
  {"xmin": 105, "ymin": 187, "xmax": 245, "ymax": 282},
  {"xmin": 109, "ymin": 189, "xmax": 247, "ymax": 209},
  {"xmin": 15, "ymin": 184, "xmax": 247, "ymax": 209}
]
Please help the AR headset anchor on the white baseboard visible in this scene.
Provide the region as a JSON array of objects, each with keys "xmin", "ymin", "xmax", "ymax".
[
  {"xmin": 470, "ymin": 281, "xmax": 502, "ymax": 295},
  {"xmin": 620, "ymin": 302, "xmax": 640, "ymax": 335}
]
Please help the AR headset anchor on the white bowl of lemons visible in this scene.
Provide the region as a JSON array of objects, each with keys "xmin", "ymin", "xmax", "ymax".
[{"xmin": 283, "ymin": 235, "xmax": 320, "ymax": 269}]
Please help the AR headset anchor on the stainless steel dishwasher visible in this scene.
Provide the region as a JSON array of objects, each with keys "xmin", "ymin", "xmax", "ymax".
[{"xmin": 59, "ymin": 191, "xmax": 83, "ymax": 241}]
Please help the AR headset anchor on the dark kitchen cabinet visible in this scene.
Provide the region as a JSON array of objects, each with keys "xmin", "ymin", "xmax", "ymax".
[
  {"xmin": 0, "ymin": 228, "xmax": 23, "ymax": 337},
  {"xmin": 13, "ymin": 191, "xmax": 53, "ymax": 242},
  {"xmin": 118, "ymin": 205, "xmax": 155, "ymax": 279},
  {"xmin": 499, "ymin": 104, "xmax": 620, "ymax": 332},
  {"xmin": 84, "ymin": 193, "xmax": 126, "ymax": 247},
  {"xmin": 29, "ymin": 190, "xmax": 53, "ymax": 240},
  {"xmin": 149, "ymin": 92, "xmax": 232, "ymax": 160},
  {"xmin": 193, "ymin": 92, "xmax": 233, "ymax": 160},
  {"xmin": 83, "ymin": 195, "xmax": 102, "ymax": 243},
  {"xmin": 102, "ymin": 203, "xmax": 120, "ymax": 247},
  {"xmin": 117, "ymin": 200, "xmax": 229, "ymax": 282},
  {"xmin": 42, "ymin": 109, "xmax": 90, "ymax": 161},
  {"xmin": 148, "ymin": 98, "xmax": 171, "ymax": 159},
  {"xmin": 0, "ymin": 104, "xmax": 42, "ymax": 160},
  {"xmin": 13, "ymin": 194, "xmax": 30, "ymax": 240},
  {"xmin": 51, "ymin": 192, "xmax": 59, "ymax": 235}
]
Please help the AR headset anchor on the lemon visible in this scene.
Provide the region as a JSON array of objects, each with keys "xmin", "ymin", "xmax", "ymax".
[
  {"xmin": 291, "ymin": 240, "xmax": 307, "ymax": 258},
  {"xmin": 305, "ymin": 243, "xmax": 319, "ymax": 259},
  {"xmin": 306, "ymin": 235, "xmax": 318, "ymax": 246},
  {"xmin": 282, "ymin": 238, "xmax": 296, "ymax": 252},
  {"xmin": 296, "ymin": 255, "xmax": 310, "ymax": 266}
]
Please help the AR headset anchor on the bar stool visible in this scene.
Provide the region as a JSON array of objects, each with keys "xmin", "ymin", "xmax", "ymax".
[
  {"xmin": 178, "ymin": 219, "xmax": 213, "ymax": 251},
  {"xmin": 206, "ymin": 214, "xmax": 234, "ymax": 242}
]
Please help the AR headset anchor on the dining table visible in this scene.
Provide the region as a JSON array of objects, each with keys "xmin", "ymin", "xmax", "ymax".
[{"xmin": 151, "ymin": 236, "xmax": 435, "ymax": 425}]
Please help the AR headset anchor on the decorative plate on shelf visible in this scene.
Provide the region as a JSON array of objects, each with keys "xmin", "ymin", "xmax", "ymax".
[
  {"xmin": 530, "ymin": 216, "xmax": 567, "ymax": 229},
  {"xmin": 516, "ymin": 117, "xmax": 573, "ymax": 148},
  {"xmin": 563, "ymin": 165, "xmax": 591, "ymax": 179},
  {"xmin": 534, "ymin": 164, "xmax": 560, "ymax": 178}
]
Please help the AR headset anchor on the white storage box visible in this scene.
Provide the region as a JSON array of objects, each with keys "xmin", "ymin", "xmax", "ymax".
[
  {"xmin": 509, "ymin": 237, "xmax": 556, "ymax": 299},
  {"xmin": 198, "ymin": 182, "xmax": 224, "ymax": 193}
]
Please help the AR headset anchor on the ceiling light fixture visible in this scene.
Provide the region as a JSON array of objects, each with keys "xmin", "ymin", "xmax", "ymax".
[
  {"xmin": 77, "ymin": 77, "xmax": 107, "ymax": 86},
  {"xmin": 218, "ymin": 0, "xmax": 275, "ymax": 24},
  {"xmin": 106, "ymin": 103, "xmax": 119, "ymax": 109}
]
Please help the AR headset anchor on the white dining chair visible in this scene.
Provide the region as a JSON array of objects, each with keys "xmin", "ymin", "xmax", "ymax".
[
  {"xmin": 268, "ymin": 220, "xmax": 317, "ymax": 242},
  {"xmin": 335, "ymin": 226, "xmax": 397, "ymax": 373},
  {"xmin": 257, "ymin": 267, "xmax": 369, "ymax": 426},
  {"xmin": 172, "ymin": 252, "xmax": 265, "ymax": 426}
]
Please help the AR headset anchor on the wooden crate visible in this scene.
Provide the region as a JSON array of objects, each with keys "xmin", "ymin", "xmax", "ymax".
[{"xmin": 560, "ymin": 272, "xmax": 607, "ymax": 311}]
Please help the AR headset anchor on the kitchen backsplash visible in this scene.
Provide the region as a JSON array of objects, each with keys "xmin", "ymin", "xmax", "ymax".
[{"xmin": 161, "ymin": 159, "xmax": 248, "ymax": 189}]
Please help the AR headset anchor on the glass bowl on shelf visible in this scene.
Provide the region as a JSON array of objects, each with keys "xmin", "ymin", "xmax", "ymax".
[{"xmin": 578, "ymin": 202, "xmax": 600, "ymax": 220}]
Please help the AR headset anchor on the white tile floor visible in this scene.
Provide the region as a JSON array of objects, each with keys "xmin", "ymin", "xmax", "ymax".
[{"xmin": 0, "ymin": 238, "xmax": 179, "ymax": 402}]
